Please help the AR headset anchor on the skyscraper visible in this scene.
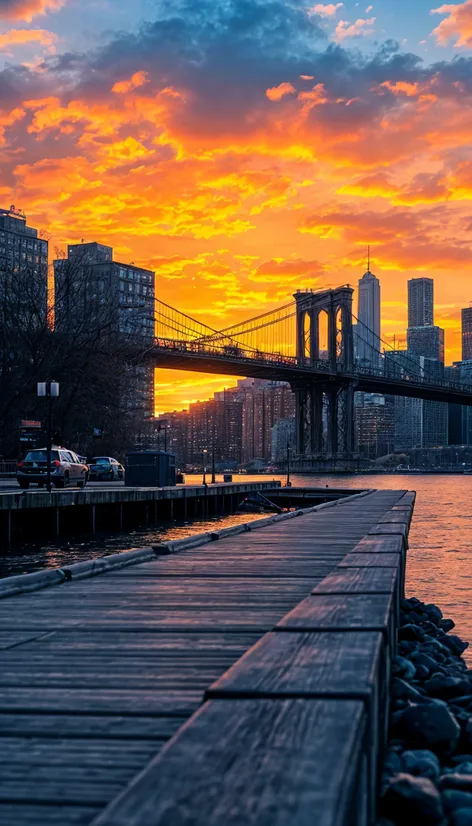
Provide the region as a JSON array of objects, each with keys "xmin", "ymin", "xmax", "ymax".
[
  {"xmin": 408, "ymin": 277, "xmax": 434, "ymax": 327},
  {"xmin": 461, "ymin": 306, "xmax": 472, "ymax": 361},
  {"xmin": 356, "ymin": 248, "xmax": 381, "ymax": 366}
]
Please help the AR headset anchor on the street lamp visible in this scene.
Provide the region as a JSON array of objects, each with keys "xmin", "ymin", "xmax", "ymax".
[
  {"xmin": 286, "ymin": 442, "xmax": 292, "ymax": 488},
  {"xmin": 37, "ymin": 381, "xmax": 59, "ymax": 493},
  {"xmin": 202, "ymin": 448, "xmax": 208, "ymax": 485}
]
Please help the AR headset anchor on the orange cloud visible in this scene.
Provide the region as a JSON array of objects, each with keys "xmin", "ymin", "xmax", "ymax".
[
  {"xmin": 0, "ymin": 0, "xmax": 63, "ymax": 21},
  {"xmin": 0, "ymin": 27, "xmax": 57, "ymax": 51},
  {"xmin": 335, "ymin": 16, "xmax": 375, "ymax": 40},
  {"xmin": 112, "ymin": 71, "xmax": 149, "ymax": 95},
  {"xmin": 309, "ymin": 2, "xmax": 343, "ymax": 15},
  {"xmin": 265, "ymin": 82, "xmax": 296, "ymax": 101},
  {"xmin": 432, "ymin": 0, "xmax": 472, "ymax": 47}
]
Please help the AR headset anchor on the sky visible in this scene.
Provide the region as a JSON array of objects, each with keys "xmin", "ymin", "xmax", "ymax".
[{"xmin": 3, "ymin": 0, "xmax": 472, "ymax": 412}]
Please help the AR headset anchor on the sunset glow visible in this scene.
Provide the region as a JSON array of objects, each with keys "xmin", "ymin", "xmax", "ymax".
[{"xmin": 2, "ymin": 0, "xmax": 472, "ymax": 410}]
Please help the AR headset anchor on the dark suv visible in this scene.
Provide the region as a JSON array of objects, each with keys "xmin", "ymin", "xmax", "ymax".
[
  {"xmin": 17, "ymin": 448, "xmax": 89, "ymax": 489},
  {"xmin": 89, "ymin": 457, "xmax": 124, "ymax": 481}
]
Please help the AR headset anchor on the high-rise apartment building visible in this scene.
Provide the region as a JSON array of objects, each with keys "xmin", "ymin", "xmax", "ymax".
[
  {"xmin": 54, "ymin": 242, "xmax": 155, "ymax": 421},
  {"xmin": 241, "ymin": 381, "xmax": 295, "ymax": 462},
  {"xmin": 356, "ymin": 261, "xmax": 381, "ymax": 365},
  {"xmin": 461, "ymin": 306, "xmax": 472, "ymax": 361},
  {"xmin": 408, "ymin": 277, "xmax": 434, "ymax": 327},
  {"xmin": 0, "ymin": 205, "xmax": 48, "ymax": 317}
]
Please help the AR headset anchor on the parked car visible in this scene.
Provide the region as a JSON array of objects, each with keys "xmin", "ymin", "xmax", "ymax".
[
  {"xmin": 17, "ymin": 447, "xmax": 89, "ymax": 489},
  {"xmin": 88, "ymin": 456, "xmax": 124, "ymax": 481}
]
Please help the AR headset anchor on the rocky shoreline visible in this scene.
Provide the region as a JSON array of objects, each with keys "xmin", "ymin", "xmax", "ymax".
[{"xmin": 379, "ymin": 597, "xmax": 472, "ymax": 826}]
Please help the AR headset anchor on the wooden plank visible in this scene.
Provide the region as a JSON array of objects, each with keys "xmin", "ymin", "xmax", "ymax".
[
  {"xmin": 337, "ymin": 553, "xmax": 400, "ymax": 568},
  {"xmin": 206, "ymin": 631, "xmax": 382, "ymax": 700},
  {"xmin": 312, "ymin": 567, "xmax": 398, "ymax": 594},
  {"xmin": 93, "ymin": 698, "xmax": 368, "ymax": 826},
  {"xmin": 0, "ymin": 714, "xmax": 184, "ymax": 740},
  {"xmin": 353, "ymin": 536, "xmax": 403, "ymax": 554},
  {"xmin": 276, "ymin": 593, "xmax": 393, "ymax": 634},
  {"xmin": 368, "ymin": 523, "xmax": 408, "ymax": 543},
  {"xmin": 378, "ymin": 511, "xmax": 410, "ymax": 524},
  {"xmin": 0, "ymin": 804, "xmax": 98, "ymax": 825},
  {"xmin": 0, "ymin": 688, "xmax": 201, "ymax": 716}
]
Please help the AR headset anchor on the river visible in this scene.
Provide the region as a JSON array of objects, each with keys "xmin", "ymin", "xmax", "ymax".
[{"xmin": 1, "ymin": 473, "xmax": 471, "ymax": 656}]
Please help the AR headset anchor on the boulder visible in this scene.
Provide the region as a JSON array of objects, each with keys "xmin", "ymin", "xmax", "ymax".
[
  {"xmin": 440, "ymin": 618, "xmax": 456, "ymax": 633},
  {"xmin": 443, "ymin": 790, "xmax": 472, "ymax": 812},
  {"xmin": 392, "ymin": 678, "xmax": 425, "ymax": 702},
  {"xmin": 381, "ymin": 773, "xmax": 444, "ymax": 824},
  {"xmin": 424, "ymin": 674, "xmax": 471, "ymax": 700},
  {"xmin": 423, "ymin": 604, "xmax": 444, "ymax": 625},
  {"xmin": 392, "ymin": 656, "xmax": 416, "ymax": 680},
  {"xmin": 451, "ymin": 809, "xmax": 472, "ymax": 826},
  {"xmin": 441, "ymin": 775, "xmax": 472, "ymax": 792},
  {"xmin": 400, "ymin": 624, "xmax": 425, "ymax": 642},
  {"xmin": 399, "ymin": 703, "xmax": 461, "ymax": 755},
  {"xmin": 402, "ymin": 749, "xmax": 441, "ymax": 781},
  {"xmin": 442, "ymin": 636, "xmax": 470, "ymax": 656}
]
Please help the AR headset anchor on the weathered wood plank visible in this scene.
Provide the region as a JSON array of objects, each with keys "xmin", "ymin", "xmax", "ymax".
[
  {"xmin": 353, "ymin": 536, "xmax": 404, "ymax": 555},
  {"xmin": 0, "ymin": 714, "xmax": 184, "ymax": 740},
  {"xmin": 337, "ymin": 552, "xmax": 400, "ymax": 568},
  {"xmin": 312, "ymin": 567, "xmax": 398, "ymax": 594},
  {"xmin": 93, "ymin": 699, "xmax": 368, "ymax": 826},
  {"xmin": 276, "ymin": 593, "xmax": 393, "ymax": 633},
  {"xmin": 206, "ymin": 630, "xmax": 382, "ymax": 700},
  {"xmin": 0, "ymin": 804, "xmax": 98, "ymax": 825}
]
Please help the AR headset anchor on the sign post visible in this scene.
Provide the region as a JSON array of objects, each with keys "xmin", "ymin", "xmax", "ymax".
[{"xmin": 37, "ymin": 381, "xmax": 59, "ymax": 493}]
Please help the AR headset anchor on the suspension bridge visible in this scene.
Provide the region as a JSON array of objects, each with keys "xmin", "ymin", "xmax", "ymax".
[{"xmin": 151, "ymin": 286, "xmax": 472, "ymax": 460}]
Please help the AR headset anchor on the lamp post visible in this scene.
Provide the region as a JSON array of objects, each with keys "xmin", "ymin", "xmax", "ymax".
[
  {"xmin": 202, "ymin": 448, "xmax": 208, "ymax": 485},
  {"xmin": 211, "ymin": 443, "xmax": 216, "ymax": 484},
  {"xmin": 286, "ymin": 442, "xmax": 292, "ymax": 488},
  {"xmin": 37, "ymin": 381, "xmax": 59, "ymax": 493}
]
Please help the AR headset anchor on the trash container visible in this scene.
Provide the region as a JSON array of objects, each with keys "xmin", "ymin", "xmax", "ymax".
[{"xmin": 125, "ymin": 451, "xmax": 176, "ymax": 487}]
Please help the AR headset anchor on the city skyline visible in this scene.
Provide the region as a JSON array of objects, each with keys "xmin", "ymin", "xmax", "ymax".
[{"xmin": 3, "ymin": 2, "xmax": 472, "ymax": 409}]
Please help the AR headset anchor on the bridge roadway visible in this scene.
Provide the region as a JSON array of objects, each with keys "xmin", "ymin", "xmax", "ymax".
[
  {"xmin": 0, "ymin": 488, "xmax": 408, "ymax": 826},
  {"xmin": 152, "ymin": 344, "xmax": 472, "ymax": 406}
]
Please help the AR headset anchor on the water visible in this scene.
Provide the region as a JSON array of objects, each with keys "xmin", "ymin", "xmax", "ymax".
[{"xmin": 2, "ymin": 473, "xmax": 471, "ymax": 658}]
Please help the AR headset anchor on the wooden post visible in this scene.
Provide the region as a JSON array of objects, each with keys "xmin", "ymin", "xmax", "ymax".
[
  {"xmin": 7, "ymin": 510, "xmax": 12, "ymax": 548},
  {"xmin": 154, "ymin": 500, "xmax": 158, "ymax": 522},
  {"xmin": 118, "ymin": 503, "xmax": 123, "ymax": 531},
  {"xmin": 170, "ymin": 499, "xmax": 174, "ymax": 520},
  {"xmin": 91, "ymin": 505, "xmax": 96, "ymax": 535},
  {"xmin": 55, "ymin": 507, "xmax": 60, "ymax": 537}
]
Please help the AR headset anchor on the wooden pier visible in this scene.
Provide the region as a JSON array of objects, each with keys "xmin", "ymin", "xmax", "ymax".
[{"xmin": 0, "ymin": 488, "xmax": 413, "ymax": 826}]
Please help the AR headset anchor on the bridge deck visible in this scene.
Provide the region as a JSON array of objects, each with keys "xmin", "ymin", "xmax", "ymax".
[{"xmin": 0, "ymin": 489, "xmax": 404, "ymax": 826}]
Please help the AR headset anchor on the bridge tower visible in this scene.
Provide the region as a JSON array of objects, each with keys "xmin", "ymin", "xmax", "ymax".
[{"xmin": 293, "ymin": 287, "xmax": 356, "ymax": 463}]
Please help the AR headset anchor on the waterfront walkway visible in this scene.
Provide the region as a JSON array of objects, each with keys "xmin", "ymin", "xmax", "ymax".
[{"xmin": 0, "ymin": 489, "xmax": 406, "ymax": 825}]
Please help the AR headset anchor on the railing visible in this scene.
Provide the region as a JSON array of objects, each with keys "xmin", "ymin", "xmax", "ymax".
[
  {"xmin": 0, "ymin": 461, "xmax": 17, "ymax": 478},
  {"xmin": 153, "ymin": 338, "xmax": 472, "ymax": 397}
]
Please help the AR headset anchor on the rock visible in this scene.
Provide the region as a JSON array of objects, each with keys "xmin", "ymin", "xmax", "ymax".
[
  {"xmin": 381, "ymin": 773, "xmax": 444, "ymax": 824},
  {"xmin": 454, "ymin": 764, "xmax": 472, "ymax": 775},
  {"xmin": 411, "ymin": 652, "xmax": 441, "ymax": 673},
  {"xmin": 416, "ymin": 665, "xmax": 431, "ymax": 681},
  {"xmin": 392, "ymin": 678, "xmax": 425, "ymax": 702},
  {"xmin": 400, "ymin": 624, "xmax": 425, "ymax": 642},
  {"xmin": 442, "ymin": 636, "xmax": 469, "ymax": 656},
  {"xmin": 452, "ymin": 756, "xmax": 472, "ymax": 766},
  {"xmin": 424, "ymin": 604, "xmax": 444, "ymax": 625},
  {"xmin": 463, "ymin": 720, "xmax": 472, "ymax": 748},
  {"xmin": 402, "ymin": 749, "xmax": 441, "ymax": 781},
  {"xmin": 441, "ymin": 618, "xmax": 456, "ymax": 633},
  {"xmin": 451, "ymin": 809, "xmax": 472, "ymax": 826},
  {"xmin": 441, "ymin": 775, "xmax": 472, "ymax": 792},
  {"xmin": 424, "ymin": 674, "xmax": 471, "ymax": 700},
  {"xmin": 393, "ymin": 656, "xmax": 417, "ymax": 680},
  {"xmin": 443, "ymin": 790, "xmax": 472, "ymax": 812},
  {"xmin": 399, "ymin": 703, "xmax": 461, "ymax": 755},
  {"xmin": 384, "ymin": 750, "xmax": 404, "ymax": 775}
]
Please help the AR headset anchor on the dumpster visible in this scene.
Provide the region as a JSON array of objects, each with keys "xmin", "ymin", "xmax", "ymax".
[{"xmin": 125, "ymin": 451, "xmax": 176, "ymax": 487}]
